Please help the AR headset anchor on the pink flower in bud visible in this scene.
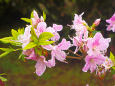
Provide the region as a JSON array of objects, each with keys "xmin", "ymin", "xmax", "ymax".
[
  {"xmin": 106, "ymin": 13, "xmax": 115, "ymax": 32},
  {"xmin": 82, "ymin": 55, "xmax": 106, "ymax": 73},
  {"xmin": 94, "ymin": 18, "xmax": 101, "ymax": 26},
  {"xmin": 87, "ymin": 32, "xmax": 111, "ymax": 56}
]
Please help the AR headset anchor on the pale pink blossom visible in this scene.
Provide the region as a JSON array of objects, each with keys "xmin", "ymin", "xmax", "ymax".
[
  {"xmin": 23, "ymin": 49, "xmax": 55, "ymax": 76},
  {"xmin": 53, "ymin": 24, "xmax": 63, "ymax": 31},
  {"xmin": 31, "ymin": 10, "xmax": 44, "ymax": 26},
  {"xmin": 82, "ymin": 55, "xmax": 106, "ymax": 73},
  {"xmin": 72, "ymin": 29, "xmax": 88, "ymax": 53},
  {"xmin": 106, "ymin": 13, "xmax": 115, "ymax": 32},
  {"xmin": 35, "ymin": 56, "xmax": 55, "ymax": 76},
  {"xmin": 18, "ymin": 25, "xmax": 31, "ymax": 48},
  {"xmin": 72, "ymin": 13, "xmax": 87, "ymax": 33},
  {"xmin": 87, "ymin": 32, "xmax": 111, "ymax": 56},
  {"xmin": 102, "ymin": 57, "xmax": 113, "ymax": 71},
  {"xmin": 42, "ymin": 38, "xmax": 71, "ymax": 62}
]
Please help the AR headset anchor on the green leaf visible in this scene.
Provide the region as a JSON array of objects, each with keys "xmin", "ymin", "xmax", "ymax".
[
  {"xmin": 92, "ymin": 30, "xmax": 101, "ymax": 36},
  {"xmin": 11, "ymin": 29, "xmax": 19, "ymax": 40},
  {"xmin": 31, "ymin": 27, "xmax": 38, "ymax": 43},
  {"xmin": 0, "ymin": 37, "xmax": 22, "ymax": 46},
  {"xmin": 0, "ymin": 37, "xmax": 13, "ymax": 43},
  {"xmin": 112, "ymin": 66, "xmax": 115, "ymax": 70},
  {"xmin": 21, "ymin": 18, "xmax": 31, "ymax": 23},
  {"xmin": 0, "ymin": 76, "xmax": 7, "ymax": 82},
  {"xmin": 18, "ymin": 28, "xmax": 24, "ymax": 34},
  {"xmin": 43, "ymin": 11, "xmax": 46, "ymax": 21},
  {"xmin": 30, "ymin": 10, "xmax": 34, "ymax": 18},
  {"xmin": 38, "ymin": 32, "xmax": 54, "ymax": 41},
  {"xmin": 38, "ymin": 41, "xmax": 54, "ymax": 45},
  {"xmin": 0, "ymin": 51, "xmax": 11, "ymax": 58},
  {"xmin": 110, "ymin": 52, "xmax": 115, "ymax": 62},
  {"xmin": 0, "ymin": 48, "xmax": 14, "ymax": 51},
  {"xmin": 23, "ymin": 42, "xmax": 37, "ymax": 50},
  {"xmin": 0, "ymin": 48, "xmax": 15, "ymax": 58}
]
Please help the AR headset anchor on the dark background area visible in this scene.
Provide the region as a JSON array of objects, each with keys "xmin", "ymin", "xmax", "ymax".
[{"xmin": 0, "ymin": 0, "xmax": 115, "ymax": 86}]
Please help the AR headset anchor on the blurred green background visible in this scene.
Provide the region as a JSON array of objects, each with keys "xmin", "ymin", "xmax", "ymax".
[{"xmin": 0, "ymin": 0, "xmax": 115, "ymax": 86}]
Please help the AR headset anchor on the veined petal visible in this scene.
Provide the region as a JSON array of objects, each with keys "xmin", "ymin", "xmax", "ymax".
[{"xmin": 35, "ymin": 58, "xmax": 46, "ymax": 76}]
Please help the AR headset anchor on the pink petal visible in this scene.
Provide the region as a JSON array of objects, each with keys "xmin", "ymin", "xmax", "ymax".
[
  {"xmin": 53, "ymin": 48, "xmax": 66, "ymax": 62},
  {"xmin": 53, "ymin": 24, "xmax": 63, "ymax": 31},
  {"xmin": 35, "ymin": 58, "xmax": 46, "ymax": 76},
  {"xmin": 57, "ymin": 38, "xmax": 71, "ymax": 50},
  {"xmin": 37, "ymin": 22, "xmax": 47, "ymax": 33}
]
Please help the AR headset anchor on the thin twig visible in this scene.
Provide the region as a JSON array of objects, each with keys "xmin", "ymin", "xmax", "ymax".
[
  {"xmin": 66, "ymin": 56, "xmax": 81, "ymax": 60},
  {"xmin": 68, "ymin": 49, "xmax": 82, "ymax": 57}
]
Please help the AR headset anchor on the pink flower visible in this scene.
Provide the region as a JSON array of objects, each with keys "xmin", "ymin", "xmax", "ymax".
[
  {"xmin": 87, "ymin": 32, "xmax": 111, "ymax": 56},
  {"xmin": 72, "ymin": 13, "xmax": 87, "ymax": 32},
  {"xmin": 24, "ymin": 49, "xmax": 55, "ymax": 76},
  {"xmin": 18, "ymin": 25, "xmax": 31, "ymax": 48},
  {"xmin": 106, "ymin": 13, "xmax": 115, "ymax": 32},
  {"xmin": 37, "ymin": 22, "xmax": 47, "ymax": 33},
  {"xmin": 82, "ymin": 55, "xmax": 106, "ymax": 73},
  {"xmin": 72, "ymin": 28, "xmax": 88, "ymax": 53},
  {"xmin": 42, "ymin": 38, "xmax": 71, "ymax": 62},
  {"xmin": 35, "ymin": 56, "xmax": 55, "ymax": 76},
  {"xmin": 23, "ymin": 49, "xmax": 37, "ymax": 61},
  {"xmin": 53, "ymin": 24, "xmax": 63, "ymax": 31},
  {"xmin": 102, "ymin": 57, "xmax": 113, "ymax": 71},
  {"xmin": 31, "ymin": 10, "xmax": 44, "ymax": 26}
]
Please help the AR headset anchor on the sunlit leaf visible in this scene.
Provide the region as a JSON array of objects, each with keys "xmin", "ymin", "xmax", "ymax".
[
  {"xmin": 11, "ymin": 29, "xmax": 19, "ymax": 40},
  {"xmin": 0, "ymin": 76, "xmax": 7, "ymax": 82},
  {"xmin": 38, "ymin": 41, "xmax": 54, "ymax": 45},
  {"xmin": 43, "ymin": 11, "xmax": 46, "ymax": 21},
  {"xmin": 38, "ymin": 32, "xmax": 54, "ymax": 41},
  {"xmin": 23, "ymin": 42, "xmax": 37, "ymax": 50},
  {"xmin": 21, "ymin": 18, "xmax": 31, "ymax": 23}
]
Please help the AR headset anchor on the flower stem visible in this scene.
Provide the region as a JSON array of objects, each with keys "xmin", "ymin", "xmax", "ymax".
[{"xmin": 66, "ymin": 56, "xmax": 82, "ymax": 60}]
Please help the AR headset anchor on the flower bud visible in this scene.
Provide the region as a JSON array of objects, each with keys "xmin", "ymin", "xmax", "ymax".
[{"xmin": 94, "ymin": 18, "xmax": 101, "ymax": 26}]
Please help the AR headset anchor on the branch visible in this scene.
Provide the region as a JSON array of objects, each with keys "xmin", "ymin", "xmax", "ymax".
[{"xmin": 66, "ymin": 56, "xmax": 82, "ymax": 60}]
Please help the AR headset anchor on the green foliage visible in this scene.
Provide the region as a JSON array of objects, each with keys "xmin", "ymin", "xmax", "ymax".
[
  {"xmin": 11, "ymin": 29, "xmax": 19, "ymax": 40},
  {"xmin": 0, "ymin": 76, "xmax": 7, "ymax": 82},
  {"xmin": 38, "ymin": 40, "xmax": 54, "ymax": 45},
  {"xmin": 43, "ymin": 11, "xmax": 46, "ymax": 21},
  {"xmin": 92, "ymin": 30, "xmax": 101, "ymax": 37},
  {"xmin": 21, "ymin": 18, "xmax": 31, "ymax": 23},
  {"xmin": 110, "ymin": 52, "xmax": 115, "ymax": 62},
  {"xmin": 0, "ymin": 37, "xmax": 22, "ymax": 46},
  {"xmin": 23, "ymin": 42, "xmax": 37, "ymax": 50},
  {"xmin": 0, "ymin": 37, "xmax": 13, "ymax": 43},
  {"xmin": 38, "ymin": 32, "xmax": 54, "ymax": 41},
  {"xmin": 109, "ymin": 52, "xmax": 115, "ymax": 70},
  {"xmin": 37, "ymin": 32, "xmax": 54, "ymax": 45},
  {"xmin": 18, "ymin": 28, "xmax": 24, "ymax": 34},
  {"xmin": 31, "ymin": 10, "xmax": 34, "ymax": 18},
  {"xmin": 0, "ymin": 48, "xmax": 15, "ymax": 58}
]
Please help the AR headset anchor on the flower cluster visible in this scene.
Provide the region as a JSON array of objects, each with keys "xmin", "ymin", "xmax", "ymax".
[
  {"xmin": 0, "ymin": 10, "xmax": 115, "ymax": 78},
  {"xmin": 106, "ymin": 13, "xmax": 115, "ymax": 32},
  {"xmin": 71, "ymin": 13, "xmax": 114, "ymax": 75}
]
